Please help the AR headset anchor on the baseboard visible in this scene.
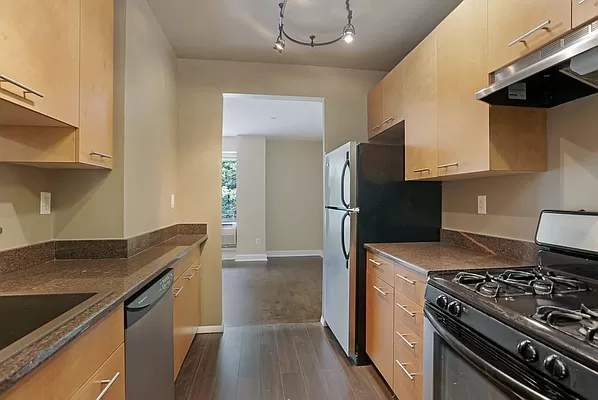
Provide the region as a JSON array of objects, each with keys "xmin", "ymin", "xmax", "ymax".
[
  {"xmin": 196, "ymin": 324, "xmax": 224, "ymax": 334},
  {"xmin": 266, "ymin": 250, "xmax": 323, "ymax": 258},
  {"xmin": 222, "ymin": 249, "xmax": 236, "ymax": 261},
  {"xmin": 234, "ymin": 253, "xmax": 268, "ymax": 262},
  {"xmin": 320, "ymin": 316, "xmax": 327, "ymax": 326}
]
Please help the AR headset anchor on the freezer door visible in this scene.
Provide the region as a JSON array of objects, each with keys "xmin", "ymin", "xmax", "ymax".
[
  {"xmin": 325, "ymin": 142, "xmax": 353, "ymax": 208},
  {"xmin": 323, "ymin": 207, "xmax": 355, "ymax": 356}
]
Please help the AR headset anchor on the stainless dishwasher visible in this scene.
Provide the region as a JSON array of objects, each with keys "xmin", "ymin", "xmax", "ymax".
[{"xmin": 125, "ymin": 269, "xmax": 175, "ymax": 400}]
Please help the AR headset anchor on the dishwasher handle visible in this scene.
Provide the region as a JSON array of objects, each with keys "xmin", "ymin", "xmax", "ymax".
[{"xmin": 125, "ymin": 269, "xmax": 174, "ymax": 329}]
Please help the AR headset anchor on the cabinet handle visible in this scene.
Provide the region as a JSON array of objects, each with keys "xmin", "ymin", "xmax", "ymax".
[
  {"xmin": 372, "ymin": 125, "xmax": 381, "ymax": 132},
  {"xmin": 97, "ymin": 372, "xmax": 121, "ymax": 400},
  {"xmin": 413, "ymin": 168, "xmax": 430, "ymax": 173},
  {"xmin": 396, "ymin": 331, "xmax": 416, "ymax": 348},
  {"xmin": 373, "ymin": 285, "xmax": 388, "ymax": 296},
  {"xmin": 191, "ymin": 265, "xmax": 201, "ymax": 271},
  {"xmin": 396, "ymin": 274, "xmax": 415, "ymax": 285},
  {"xmin": 369, "ymin": 258, "xmax": 382, "ymax": 266},
  {"xmin": 90, "ymin": 151, "xmax": 113, "ymax": 159},
  {"xmin": 185, "ymin": 271, "xmax": 197, "ymax": 280},
  {"xmin": 395, "ymin": 360, "xmax": 418, "ymax": 381},
  {"xmin": 381, "ymin": 117, "xmax": 395, "ymax": 124},
  {"xmin": 508, "ymin": 20, "xmax": 551, "ymax": 47},
  {"xmin": 437, "ymin": 162, "xmax": 459, "ymax": 169},
  {"xmin": 0, "ymin": 74, "xmax": 44, "ymax": 98},
  {"xmin": 396, "ymin": 303, "xmax": 416, "ymax": 317},
  {"xmin": 579, "ymin": 0, "xmax": 589, "ymax": 3},
  {"xmin": 173, "ymin": 287, "xmax": 184, "ymax": 297}
]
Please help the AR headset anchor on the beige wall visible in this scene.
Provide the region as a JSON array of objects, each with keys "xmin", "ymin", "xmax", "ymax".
[
  {"xmin": 236, "ymin": 136, "xmax": 266, "ymax": 256},
  {"xmin": 0, "ymin": 166, "xmax": 53, "ymax": 250},
  {"xmin": 177, "ymin": 59, "xmax": 384, "ymax": 326},
  {"xmin": 443, "ymin": 94, "xmax": 598, "ymax": 241},
  {"xmin": 266, "ymin": 139, "xmax": 323, "ymax": 252}
]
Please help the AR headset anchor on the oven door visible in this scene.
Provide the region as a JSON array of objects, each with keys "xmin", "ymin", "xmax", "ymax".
[{"xmin": 423, "ymin": 306, "xmax": 582, "ymax": 400}]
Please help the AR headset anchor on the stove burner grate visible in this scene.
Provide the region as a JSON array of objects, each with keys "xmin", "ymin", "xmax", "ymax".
[{"xmin": 535, "ymin": 304, "xmax": 598, "ymax": 346}]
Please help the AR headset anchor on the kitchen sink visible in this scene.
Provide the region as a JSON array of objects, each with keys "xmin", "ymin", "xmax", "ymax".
[{"xmin": 0, "ymin": 292, "xmax": 109, "ymax": 363}]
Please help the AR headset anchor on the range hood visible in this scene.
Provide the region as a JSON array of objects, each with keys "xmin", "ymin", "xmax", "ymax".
[{"xmin": 477, "ymin": 20, "xmax": 598, "ymax": 108}]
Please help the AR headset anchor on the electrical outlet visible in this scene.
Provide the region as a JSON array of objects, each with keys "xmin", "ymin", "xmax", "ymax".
[
  {"xmin": 256, "ymin": 238, "xmax": 261, "ymax": 245},
  {"xmin": 477, "ymin": 195, "xmax": 487, "ymax": 215},
  {"xmin": 171, "ymin": 194, "xmax": 175, "ymax": 209},
  {"xmin": 40, "ymin": 192, "xmax": 51, "ymax": 215}
]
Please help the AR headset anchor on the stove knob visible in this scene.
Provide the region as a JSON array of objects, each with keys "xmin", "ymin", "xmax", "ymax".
[
  {"xmin": 436, "ymin": 295, "xmax": 449, "ymax": 309},
  {"xmin": 544, "ymin": 355, "xmax": 569, "ymax": 380},
  {"xmin": 447, "ymin": 301, "xmax": 462, "ymax": 316},
  {"xmin": 517, "ymin": 340, "xmax": 539, "ymax": 362}
]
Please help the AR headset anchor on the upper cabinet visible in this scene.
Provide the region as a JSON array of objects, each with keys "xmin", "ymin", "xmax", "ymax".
[
  {"xmin": 368, "ymin": 64, "xmax": 404, "ymax": 139},
  {"xmin": 573, "ymin": 0, "xmax": 598, "ymax": 28},
  {"xmin": 488, "ymin": 0, "xmax": 571, "ymax": 72},
  {"xmin": 404, "ymin": 33, "xmax": 438, "ymax": 181},
  {"xmin": 0, "ymin": 0, "xmax": 80, "ymax": 127}
]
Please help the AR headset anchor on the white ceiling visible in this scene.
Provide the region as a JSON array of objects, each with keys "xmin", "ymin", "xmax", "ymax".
[
  {"xmin": 146, "ymin": 0, "xmax": 462, "ymax": 71},
  {"xmin": 222, "ymin": 94, "xmax": 324, "ymax": 140}
]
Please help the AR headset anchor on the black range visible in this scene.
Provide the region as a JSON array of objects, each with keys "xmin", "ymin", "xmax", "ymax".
[{"xmin": 423, "ymin": 210, "xmax": 598, "ymax": 400}]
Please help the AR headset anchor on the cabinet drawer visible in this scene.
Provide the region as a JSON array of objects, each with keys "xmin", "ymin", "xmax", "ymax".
[
  {"xmin": 70, "ymin": 344, "xmax": 125, "ymax": 400},
  {"xmin": 1, "ymin": 306, "xmax": 124, "ymax": 400},
  {"xmin": 173, "ymin": 247, "xmax": 201, "ymax": 281},
  {"xmin": 394, "ymin": 317, "xmax": 423, "ymax": 366},
  {"xmin": 367, "ymin": 252, "xmax": 395, "ymax": 287},
  {"xmin": 573, "ymin": 0, "xmax": 598, "ymax": 28},
  {"xmin": 393, "ymin": 342, "xmax": 422, "ymax": 400},
  {"xmin": 173, "ymin": 265, "xmax": 201, "ymax": 379},
  {"xmin": 365, "ymin": 271, "xmax": 394, "ymax": 386},
  {"xmin": 394, "ymin": 264, "xmax": 426, "ymax": 306},
  {"xmin": 394, "ymin": 291, "xmax": 424, "ymax": 338}
]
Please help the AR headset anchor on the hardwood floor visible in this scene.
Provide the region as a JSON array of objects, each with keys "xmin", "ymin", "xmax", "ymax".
[
  {"xmin": 222, "ymin": 257, "xmax": 322, "ymax": 326},
  {"xmin": 175, "ymin": 323, "xmax": 395, "ymax": 400}
]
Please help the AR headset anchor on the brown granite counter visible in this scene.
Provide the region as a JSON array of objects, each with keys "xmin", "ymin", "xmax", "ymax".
[
  {"xmin": 0, "ymin": 234, "xmax": 207, "ymax": 395},
  {"xmin": 365, "ymin": 242, "xmax": 528, "ymax": 277}
]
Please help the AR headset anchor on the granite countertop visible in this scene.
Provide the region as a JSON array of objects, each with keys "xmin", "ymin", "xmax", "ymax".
[
  {"xmin": 0, "ymin": 234, "xmax": 207, "ymax": 395},
  {"xmin": 365, "ymin": 242, "xmax": 528, "ymax": 277}
]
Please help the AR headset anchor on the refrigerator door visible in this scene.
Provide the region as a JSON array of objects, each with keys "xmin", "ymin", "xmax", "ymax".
[
  {"xmin": 325, "ymin": 142, "xmax": 354, "ymax": 209},
  {"xmin": 323, "ymin": 207, "xmax": 356, "ymax": 356}
]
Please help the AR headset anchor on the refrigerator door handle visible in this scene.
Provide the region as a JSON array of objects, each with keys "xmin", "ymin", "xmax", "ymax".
[
  {"xmin": 340, "ymin": 211, "xmax": 350, "ymax": 269},
  {"xmin": 340, "ymin": 153, "xmax": 350, "ymax": 208}
]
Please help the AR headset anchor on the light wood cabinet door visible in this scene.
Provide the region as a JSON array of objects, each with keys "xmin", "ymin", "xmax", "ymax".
[
  {"xmin": 78, "ymin": 0, "xmax": 114, "ymax": 168},
  {"xmin": 70, "ymin": 345, "xmax": 125, "ymax": 400},
  {"xmin": 437, "ymin": 0, "xmax": 490, "ymax": 177},
  {"xmin": 0, "ymin": 0, "xmax": 80, "ymax": 126},
  {"xmin": 403, "ymin": 33, "xmax": 438, "ymax": 181},
  {"xmin": 173, "ymin": 266, "xmax": 201, "ymax": 378},
  {"xmin": 573, "ymin": 0, "xmax": 598, "ymax": 28},
  {"xmin": 368, "ymin": 82, "xmax": 384, "ymax": 138},
  {"xmin": 488, "ymin": 0, "xmax": 572, "ymax": 72},
  {"xmin": 366, "ymin": 271, "xmax": 394, "ymax": 386},
  {"xmin": 382, "ymin": 64, "xmax": 403, "ymax": 130}
]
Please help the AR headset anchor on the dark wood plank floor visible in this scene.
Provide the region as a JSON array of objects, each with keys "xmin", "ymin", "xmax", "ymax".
[
  {"xmin": 175, "ymin": 323, "xmax": 395, "ymax": 400},
  {"xmin": 222, "ymin": 257, "xmax": 322, "ymax": 327}
]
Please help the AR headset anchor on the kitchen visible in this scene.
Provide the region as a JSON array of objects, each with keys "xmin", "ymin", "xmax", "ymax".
[{"xmin": 1, "ymin": 0, "xmax": 598, "ymax": 399}]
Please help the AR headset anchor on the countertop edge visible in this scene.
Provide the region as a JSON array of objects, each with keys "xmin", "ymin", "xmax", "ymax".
[
  {"xmin": 364, "ymin": 244, "xmax": 429, "ymax": 277},
  {"xmin": 0, "ymin": 233, "xmax": 208, "ymax": 395}
]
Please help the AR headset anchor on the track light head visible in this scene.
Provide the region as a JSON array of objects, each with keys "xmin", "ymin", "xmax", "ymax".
[
  {"xmin": 343, "ymin": 24, "xmax": 356, "ymax": 44},
  {"xmin": 273, "ymin": 37, "xmax": 285, "ymax": 53}
]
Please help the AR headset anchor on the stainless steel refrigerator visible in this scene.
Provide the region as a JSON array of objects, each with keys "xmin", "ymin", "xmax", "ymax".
[{"xmin": 323, "ymin": 142, "xmax": 441, "ymax": 364}]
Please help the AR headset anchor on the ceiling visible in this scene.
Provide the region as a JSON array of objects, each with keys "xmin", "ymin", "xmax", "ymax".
[
  {"xmin": 146, "ymin": 0, "xmax": 462, "ymax": 71},
  {"xmin": 222, "ymin": 94, "xmax": 324, "ymax": 139}
]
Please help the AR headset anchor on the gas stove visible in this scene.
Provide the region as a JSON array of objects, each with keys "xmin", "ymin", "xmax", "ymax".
[{"xmin": 424, "ymin": 211, "xmax": 598, "ymax": 400}]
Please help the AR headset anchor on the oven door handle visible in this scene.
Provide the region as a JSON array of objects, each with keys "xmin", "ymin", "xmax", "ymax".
[{"xmin": 424, "ymin": 308, "xmax": 553, "ymax": 400}]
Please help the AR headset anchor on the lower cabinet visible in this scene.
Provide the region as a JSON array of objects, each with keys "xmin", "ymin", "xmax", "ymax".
[
  {"xmin": 0, "ymin": 306, "xmax": 124, "ymax": 400},
  {"xmin": 173, "ymin": 262, "xmax": 201, "ymax": 379}
]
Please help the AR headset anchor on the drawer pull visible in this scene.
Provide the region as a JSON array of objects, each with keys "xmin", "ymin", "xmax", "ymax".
[
  {"xmin": 579, "ymin": 0, "xmax": 589, "ymax": 3},
  {"xmin": 373, "ymin": 286, "xmax": 388, "ymax": 296},
  {"xmin": 0, "ymin": 74, "xmax": 44, "ymax": 98},
  {"xmin": 185, "ymin": 271, "xmax": 197, "ymax": 280},
  {"xmin": 395, "ymin": 331, "xmax": 416, "ymax": 348},
  {"xmin": 90, "ymin": 151, "xmax": 113, "ymax": 159},
  {"xmin": 413, "ymin": 168, "xmax": 430, "ymax": 173},
  {"xmin": 508, "ymin": 20, "xmax": 551, "ymax": 47},
  {"xmin": 396, "ymin": 274, "xmax": 415, "ymax": 285},
  {"xmin": 372, "ymin": 125, "xmax": 381, "ymax": 132},
  {"xmin": 173, "ymin": 287, "xmax": 184, "ymax": 297},
  {"xmin": 381, "ymin": 117, "xmax": 395, "ymax": 124},
  {"xmin": 395, "ymin": 360, "xmax": 418, "ymax": 381},
  {"xmin": 97, "ymin": 371, "xmax": 121, "ymax": 400},
  {"xmin": 438, "ymin": 162, "xmax": 459, "ymax": 169},
  {"xmin": 369, "ymin": 258, "xmax": 382, "ymax": 266},
  {"xmin": 396, "ymin": 303, "xmax": 416, "ymax": 317},
  {"xmin": 192, "ymin": 265, "xmax": 201, "ymax": 271}
]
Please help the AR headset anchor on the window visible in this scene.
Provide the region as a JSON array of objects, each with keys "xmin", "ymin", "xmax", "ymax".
[{"xmin": 222, "ymin": 152, "xmax": 237, "ymax": 222}]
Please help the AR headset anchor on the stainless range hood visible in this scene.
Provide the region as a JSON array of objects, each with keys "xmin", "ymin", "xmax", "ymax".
[{"xmin": 476, "ymin": 20, "xmax": 598, "ymax": 108}]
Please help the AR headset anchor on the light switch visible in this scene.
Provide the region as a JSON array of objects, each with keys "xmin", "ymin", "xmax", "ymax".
[
  {"xmin": 477, "ymin": 195, "xmax": 487, "ymax": 215},
  {"xmin": 171, "ymin": 194, "xmax": 175, "ymax": 209},
  {"xmin": 40, "ymin": 192, "xmax": 51, "ymax": 215}
]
